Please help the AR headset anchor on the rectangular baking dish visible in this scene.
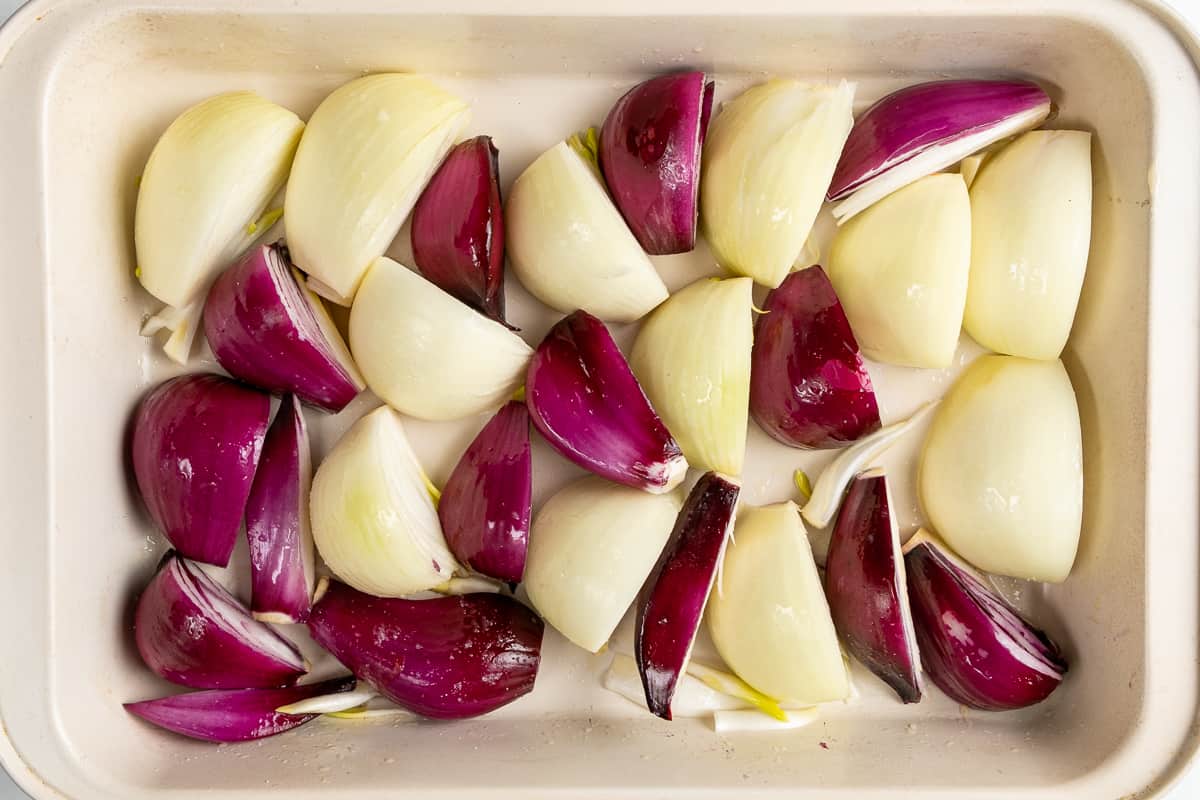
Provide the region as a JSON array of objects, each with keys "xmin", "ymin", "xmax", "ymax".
[{"xmin": 1, "ymin": 0, "xmax": 1198, "ymax": 797}]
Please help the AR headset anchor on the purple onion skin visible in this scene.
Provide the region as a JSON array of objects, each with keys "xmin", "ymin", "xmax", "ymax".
[
  {"xmin": 528, "ymin": 310, "xmax": 686, "ymax": 493},
  {"xmin": 135, "ymin": 553, "xmax": 308, "ymax": 689},
  {"xmin": 750, "ymin": 266, "xmax": 881, "ymax": 449},
  {"xmin": 132, "ymin": 374, "xmax": 270, "ymax": 566},
  {"xmin": 245, "ymin": 395, "xmax": 313, "ymax": 623},
  {"xmin": 307, "ymin": 582, "xmax": 543, "ymax": 719},
  {"xmin": 636, "ymin": 472, "xmax": 739, "ymax": 720},
  {"xmin": 411, "ymin": 136, "xmax": 509, "ymax": 326},
  {"xmin": 825, "ymin": 473, "xmax": 920, "ymax": 703},
  {"xmin": 203, "ymin": 244, "xmax": 362, "ymax": 413},
  {"xmin": 125, "ymin": 675, "xmax": 355, "ymax": 743},
  {"xmin": 827, "ymin": 79, "xmax": 1051, "ymax": 201},
  {"xmin": 905, "ymin": 541, "xmax": 1068, "ymax": 711},
  {"xmin": 599, "ymin": 72, "xmax": 709, "ymax": 254},
  {"xmin": 699, "ymin": 81, "xmax": 715, "ymax": 146},
  {"xmin": 438, "ymin": 401, "xmax": 531, "ymax": 585}
]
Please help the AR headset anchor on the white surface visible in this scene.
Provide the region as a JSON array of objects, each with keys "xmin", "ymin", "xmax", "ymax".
[{"xmin": 0, "ymin": 0, "xmax": 1196, "ymax": 797}]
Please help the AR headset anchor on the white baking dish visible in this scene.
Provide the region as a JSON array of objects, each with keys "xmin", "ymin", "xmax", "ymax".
[{"xmin": 1, "ymin": 0, "xmax": 1198, "ymax": 797}]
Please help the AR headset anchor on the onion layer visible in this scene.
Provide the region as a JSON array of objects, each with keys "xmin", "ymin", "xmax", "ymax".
[
  {"xmin": 527, "ymin": 310, "xmax": 686, "ymax": 493},
  {"xmin": 203, "ymin": 244, "xmax": 364, "ymax": 413},
  {"xmin": 438, "ymin": 401, "xmax": 532, "ymax": 584},
  {"xmin": 828, "ymin": 79, "xmax": 1051, "ymax": 222},
  {"xmin": 636, "ymin": 472, "xmax": 740, "ymax": 720},
  {"xmin": 904, "ymin": 531, "xmax": 1067, "ymax": 710},
  {"xmin": 245, "ymin": 395, "xmax": 315, "ymax": 624},
  {"xmin": 125, "ymin": 676, "xmax": 355, "ymax": 743},
  {"xmin": 134, "ymin": 553, "xmax": 308, "ymax": 689},
  {"xmin": 307, "ymin": 581, "xmax": 543, "ymax": 719},
  {"xmin": 750, "ymin": 265, "xmax": 880, "ymax": 448},
  {"xmin": 132, "ymin": 374, "xmax": 270, "ymax": 567}
]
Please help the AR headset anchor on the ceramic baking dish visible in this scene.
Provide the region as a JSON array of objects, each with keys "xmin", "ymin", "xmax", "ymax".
[{"xmin": 0, "ymin": 0, "xmax": 1198, "ymax": 797}]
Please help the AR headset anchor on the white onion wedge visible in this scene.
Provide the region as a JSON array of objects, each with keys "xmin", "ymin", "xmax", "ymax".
[
  {"xmin": 310, "ymin": 405, "xmax": 459, "ymax": 597},
  {"xmin": 713, "ymin": 708, "xmax": 819, "ymax": 734},
  {"xmin": 135, "ymin": 91, "xmax": 303, "ymax": 362},
  {"xmin": 802, "ymin": 403, "xmax": 937, "ymax": 529},
  {"xmin": 919, "ymin": 355, "xmax": 1082, "ymax": 582},
  {"xmin": 630, "ymin": 277, "xmax": 753, "ymax": 475},
  {"xmin": 828, "ymin": 173, "xmax": 971, "ymax": 368},
  {"xmin": 349, "ymin": 257, "xmax": 532, "ymax": 421},
  {"xmin": 285, "ymin": 74, "xmax": 470, "ymax": 306},
  {"xmin": 505, "ymin": 140, "xmax": 668, "ymax": 322},
  {"xmin": 524, "ymin": 476, "xmax": 682, "ymax": 652},
  {"xmin": 604, "ymin": 654, "xmax": 746, "ymax": 715},
  {"xmin": 707, "ymin": 502, "xmax": 849, "ymax": 705},
  {"xmin": 964, "ymin": 130, "xmax": 1093, "ymax": 360},
  {"xmin": 700, "ymin": 80, "xmax": 855, "ymax": 288}
]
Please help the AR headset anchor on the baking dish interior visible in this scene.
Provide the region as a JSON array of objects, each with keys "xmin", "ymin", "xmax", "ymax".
[{"xmin": 0, "ymin": 1, "xmax": 1191, "ymax": 798}]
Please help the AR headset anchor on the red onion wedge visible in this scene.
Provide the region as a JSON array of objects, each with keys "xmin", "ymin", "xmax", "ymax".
[
  {"xmin": 904, "ymin": 531, "xmax": 1068, "ymax": 711},
  {"xmin": 135, "ymin": 552, "xmax": 308, "ymax": 689},
  {"xmin": 124, "ymin": 675, "xmax": 355, "ymax": 743},
  {"xmin": 825, "ymin": 470, "xmax": 921, "ymax": 703},
  {"xmin": 307, "ymin": 580, "xmax": 543, "ymax": 719},
  {"xmin": 828, "ymin": 80, "xmax": 1052, "ymax": 222},
  {"xmin": 750, "ymin": 265, "xmax": 881, "ymax": 449},
  {"xmin": 438, "ymin": 400, "xmax": 532, "ymax": 584},
  {"xmin": 528, "ymin": 310, "xmax": 687, "ymax": 493},
  {"xmin": 636, "ymin": 472, "xmax": 740, "ymax": 720},
  {"xmin": 245, "ymin": 395, "xmax": 315, "ymax": 624},
  {"xmin": 203, "ymin": 243, "xmax": 365, "ymax": 413},
  {"xmin": 411, "ymin": 136, "xmax": 510, "ymax": 326},
  {"xmin": 132, "ymin": 374, "xmax": 270, "ymax": 566},
  {"xmin": 599, "ymin": 71, "xmax": 712, "ymax": 254}
]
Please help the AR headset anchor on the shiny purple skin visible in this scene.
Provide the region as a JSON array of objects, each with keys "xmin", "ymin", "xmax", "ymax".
[
  {"xmin": 825, "ymin": 473, "xmax": 921, "ymax": 703},
  {"xmin": 905, "ymin": 540, "xmax": 1068, "ymax": 711},
  {"xmin": 438, "ymin": 401, "xmax": 531, "ymax": 584},
  {"xmin": 827, "ymin": 79, "xmax": 1051, "ymax": 201},
  {"xmin": 132, "ymin": 374, "xmax": 270, "ymax": 566},
  {"xmin": 599, "ymin": 72, "xmax": 711, "ymax": 254},
  {"xmin": 636, "ymin": 472, "xmax": 739, "ymax": 720},
  {"xmin": 307, "ymin": 582, "xmax": 544, "ymax": 720},
  {"xmin": 750, "ymin": 266, "xmax": 881, "ymax": 449},
  {"xmin": 134, "ymin": 553, "xmax": 308, "ymax": 689},
  {"xmin": 411, "ymin": 136, "xmax": 509, "ymax": 326},
  {"xmin": 203, "ymin": 244, "xmax": 363, "ymax": 413},
  {"xmin": 528, "ymin": 310, "xmax": 686, "ymax": 493},
  {"xmin": 124, "ymin": 675, "xmax": 355, "ymax": 743},
  {"xmin": 245, "ymin": 395, "xmax": 314, "ymax": 624}
]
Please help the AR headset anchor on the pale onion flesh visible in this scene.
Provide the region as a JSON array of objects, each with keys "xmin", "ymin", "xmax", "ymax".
[
  {"xmin": 285, "ymin": 74, "xmax": 470, "ymax": 305},
  {"xmin": 964, "ymin": 130, "xmax": 1093, "ymax": 360},
  {"xmin": 135, "ymin": 91, "xmax": 304, "ymax": 362},
  {"xmin": 630, "ymin": 277, "xmax": 753, "ymax": 475},
  {"xmin": 828, "ymin": 173, "xmax": 971, "ymax": 368},
  {"xmin": 707, "ymin": 502, "xmax": 849, "ymax": 705},
  {"xmin": 523, "ymin": 476, "xmax": 682, "ymax": 653},
  {"xmin": 700, "ymin": 80, "xmax": 855, "ymax": 288},
  {"xmin": 919, "ymin": 355, "xmax": 1082, "ymax": 582},
  {"xmin": 349, "ymin": 257, "xmax": 532, "ymax": 421},
  {"xmin": 505, "ymin": 140, "xmax": 668, "ymax": 322},
  {"xmin": 802, "ymin": 402, "xmax": 937, "ymax": 529},
  {"xmin": 309, "ymin": 405, "xmax": 459, "ymax": 597}
]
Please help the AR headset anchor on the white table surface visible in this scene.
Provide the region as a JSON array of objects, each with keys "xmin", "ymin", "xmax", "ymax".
[{"xmin": 0, "ymin": 0, "xmax": 1196, "ymax": 797}]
